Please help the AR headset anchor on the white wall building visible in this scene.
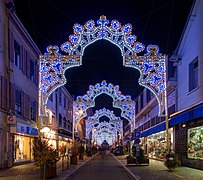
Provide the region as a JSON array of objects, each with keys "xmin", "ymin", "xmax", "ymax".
[{"xmin": 170, "ymin": 0, "xmax": 203, "ymax": 170}]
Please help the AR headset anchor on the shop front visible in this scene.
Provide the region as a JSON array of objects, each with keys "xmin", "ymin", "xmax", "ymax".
[
  {"xmin": 147, "ymin": 128, "xmax": 173, "ymax": 160},
  {"xmin": 42, "ymin": 130, "xmax": 57, "ymax": 149},
  {"xmin": 188, "ymin": 125, "xmax": 203, "ymax": 160},
  {"xmin": 13, "ymin": 122, "xmax": 38, "ymax": 163},
  {"xmin": 58, "ymin": 137, "xmax": 72, "ymax": 156},
  {"xmin": 170, "ymin": 103, "xmax": 203, "ymax": 170},
  {"xmin": 140, "ymin": 122, "xmax": 174, "ymax": 161},
  {"xmin": 58, "ymin": 128, "xmax": 73, "ymax": 156}
]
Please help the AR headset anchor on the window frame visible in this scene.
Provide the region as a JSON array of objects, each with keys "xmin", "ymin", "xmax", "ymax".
[
  {"xmin": 189, "ymin": 56, "xmax": 198, "ymax": 92},
  {"xmin": 14, "ymin": 39, "xmax": 22, "ymax": 69},
  {"xmin": 15, "ymin": 89, "xmax": 22, "ymax": 115}
]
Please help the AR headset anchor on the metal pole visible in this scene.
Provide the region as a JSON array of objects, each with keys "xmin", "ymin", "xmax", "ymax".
[
  {"xmin": 164, "ymin": 56, "xmax": 169, "ymax": 152},
  {"xmin": 165, "ymin": 89, "xmax": 169, "ymax": 152},
  {"xmin": 72, "ymin": 116, "xmax": 74, "ymax": 146}
]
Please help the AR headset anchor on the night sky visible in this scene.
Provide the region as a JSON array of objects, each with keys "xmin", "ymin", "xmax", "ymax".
[{"xmin": 14, "ymin": 0, "xmax": 194, "ymax": 118}]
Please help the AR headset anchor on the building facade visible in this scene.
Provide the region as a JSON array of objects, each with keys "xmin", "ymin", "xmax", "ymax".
[
  {"xmin": 169, "ymin": 0, "xmax": 203, "ymax": 170},
  {"xmin": 46, "ymin": 87, "xmax": 73, "ymax": 156},
  {"xmin": 134, "ymin": 82, "xmax": 176, "ymax": 160},
  {"xmin": 0, "ymin": 0, "xmax": 40, "ymax": 168}
]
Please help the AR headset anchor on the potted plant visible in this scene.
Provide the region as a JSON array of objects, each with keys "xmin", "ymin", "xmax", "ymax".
[
  {"xmin": 70, "ymin": 143, "xmax": 78, "ymax": 164},
  {"xmin": 78, "ymin": 145, "xmax": 85, "ymax": 160},
  {"xmin": 33, "ymin": 137, "xmax": 60, "ymax": 179},
  {"xmin": 164, "ymin": 150, "xmax": 179, "ymax": 171},
  {"xmin": 86, "ymin": 146, "xmax": 92, "ymax": 157}
]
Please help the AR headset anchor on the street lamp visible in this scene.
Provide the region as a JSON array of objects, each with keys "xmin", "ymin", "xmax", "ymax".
[{"xmin": 40, "ymin": 126, "xmax": 51, "ymax": 133}]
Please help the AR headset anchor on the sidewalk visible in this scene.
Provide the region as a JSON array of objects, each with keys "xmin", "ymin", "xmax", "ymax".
[
  {"xmin": 114, "ymin": 155, "xmax": 203, "ymax": 180},
  {"xmin": 0, "ymin": 153, "xmax": 97, "ymax": 180}
]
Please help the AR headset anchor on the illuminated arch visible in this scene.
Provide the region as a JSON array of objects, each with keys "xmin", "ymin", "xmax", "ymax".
[
  {"xmin": 39, "ymin": 15, "xmax": 167, "ymax": 131},
  {"xmin": 86, "ymin": 108, "xmax": 123, "ymax": 137},
  {"xmin": 74, "ymin": 81, "xmax": 134, "ymax": 132},
  {"xmin": 92, "ymin": 122, "xmax": 119, "ymax": 146}
]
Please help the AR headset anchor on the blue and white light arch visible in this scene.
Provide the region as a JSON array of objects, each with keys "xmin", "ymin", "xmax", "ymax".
[
  {"xmin": 39, "ymin": 15, "xmax": 167, "ymax": 129},
  {"xmin": 86, "ymin": 108, "xmax": 123, "ymax": 137},
  {"xmin": 73, "ymin": 80, "xmax": 134, "ymax": 132},
  {"xmin": 92, "ymin": 121, "xmax": 118, "ymax": 146}
]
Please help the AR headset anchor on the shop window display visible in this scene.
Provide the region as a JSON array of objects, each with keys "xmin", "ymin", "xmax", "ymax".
[
  {"xmin": 14, "ymin": 135, "xmax": 34, "ymax": 162},
  {"xmin": 188, "ymin": 126, "xmax": 203, "ymax": 160},
  {"xmin": 147, "ymin": 129, "xmax": 173, "ymax": 160}
]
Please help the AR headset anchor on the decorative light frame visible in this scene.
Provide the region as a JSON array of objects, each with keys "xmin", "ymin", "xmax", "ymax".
[
  {"xmin": 86, "ymin": 108, "xmax": 123, "ymax": 137},
  {"xmin": 74, "ymin": 80, "xmax": 134, "ymax": 132},
  {"xmin": 92, "ymin": 121, "xmax": 118, "ymax": 146},
  {"xmin": 39, "ymin": 15, "xmax": 167, "ymax": 131}
]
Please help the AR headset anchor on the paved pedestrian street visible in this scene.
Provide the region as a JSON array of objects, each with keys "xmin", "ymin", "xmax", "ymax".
[
  {"xmin": 68, "ymin": 151, "xmax": 135, "ymax": 180},
  {"xmin": 0, "ymin": 152, "xmax": 203, "ymax": 180},
  {"xmin": 115, "ymin": 155, "xmax": 203, "ymax": 180}
]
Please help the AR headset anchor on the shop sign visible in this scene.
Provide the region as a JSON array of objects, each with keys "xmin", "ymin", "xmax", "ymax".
[
  {"xmin": 7, "ymin": 115, "xmax": 16, "ymax": 124},
  {"xmin": 17, "ymin": 122, "xmax": 38, "ymax": 136},
  {"xmin": 134, "ymin": 131, "xmax": 141, "ymax": 138}
]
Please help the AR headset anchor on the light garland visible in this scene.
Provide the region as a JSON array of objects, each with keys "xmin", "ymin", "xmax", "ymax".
[{"xmin": 39, "ymin": 15, "xmax": 167, "ymax": 131}]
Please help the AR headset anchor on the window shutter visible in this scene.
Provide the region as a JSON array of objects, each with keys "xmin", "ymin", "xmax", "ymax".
[
  {"xmin": 27, "ymin": 54, "xmax": 30, "ymax": 78},
  {"xmin": 24, "ymin": 93, "xmax": 30, "ymax": 119},
  {"xmin": 22, "ymin": 48, "xmax": 26, "ymax": 74},
  {"xmin": 9, "ymin": 31, "xmax": 14, "ymax": 63},
  {"xmin": 1, "ymin": 77, "xmax": 7, "ymax": 110},
  {"xmin": 9, "ymin": 83, "xmax": 15, "ymax": 113}
]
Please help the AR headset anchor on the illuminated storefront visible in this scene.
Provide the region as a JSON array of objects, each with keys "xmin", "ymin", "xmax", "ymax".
[
  {"xmin": 147, "ymin": 128, "xmax": 173, "ymax": 160},
  {"xmin": 14, "ymin": 135, "xmax": 34, "ymax": 162},
  {"xmin": 58, "ymin": 138, "xmax": 72, "ymax": 156},
  {"xmin": 13, "ymin": 122, "xmax": 38, "ymax": 163},
  {"xmin": 188, "ymin": 126, "xmax": 203, "ymax": 160}
]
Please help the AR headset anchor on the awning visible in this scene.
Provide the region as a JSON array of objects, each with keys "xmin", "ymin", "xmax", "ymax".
[
  {"xmin": 170, "ymin": 104, "xmax": 203, "ymax": 126},
  {"xmin": 141, "ymin": 122, "xmax": 166, "ymax": 137}
]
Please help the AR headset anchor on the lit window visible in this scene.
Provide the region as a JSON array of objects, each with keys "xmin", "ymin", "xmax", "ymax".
[{"xmin": 189, "ymin": 56, "xmax": 198, "ymax": 91}]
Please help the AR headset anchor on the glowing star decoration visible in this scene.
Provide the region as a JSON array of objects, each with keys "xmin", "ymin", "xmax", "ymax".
[
  {"xmin": 39, "ymin": 15, "xmax": 167, "ymax": 130},
  {"xmin": 73, "ymin": 80, "xmax": 135, "ymax": 132},
  {"xmin": 86, "ymin": 108, "xmax": 123, "ymax": 137}
]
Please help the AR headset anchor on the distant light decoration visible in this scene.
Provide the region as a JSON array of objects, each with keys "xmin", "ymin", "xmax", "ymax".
[
  {"xmin": 39, "ymin": 15, "xmax": 167, "ymax": 130},
  {"xmin": 73, "ymin": 80, "xmax": 135, "ymax": 132},
  {"xmin": 92, "ymin": 121, "xmax": 118, "ymax": 146},
  {"xmin": 86, "ymin": 108, "xmax": 123, "ymax": 137}
]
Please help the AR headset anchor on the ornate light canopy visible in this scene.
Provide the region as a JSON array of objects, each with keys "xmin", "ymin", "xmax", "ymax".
[
  {"xmin": 74, "ymin": 81, "xmax": 134, "ymax": 132},
  {"xmin": 86, "ymin": 108, "xmax": 123, "ymax": 137},
  {"xmin": 39, "ymin": 15, "xmax": 167, "ymax": 131},
  {"xmin": 92, "ymin": 121, "xmax": 118, "ymax": 146}
]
